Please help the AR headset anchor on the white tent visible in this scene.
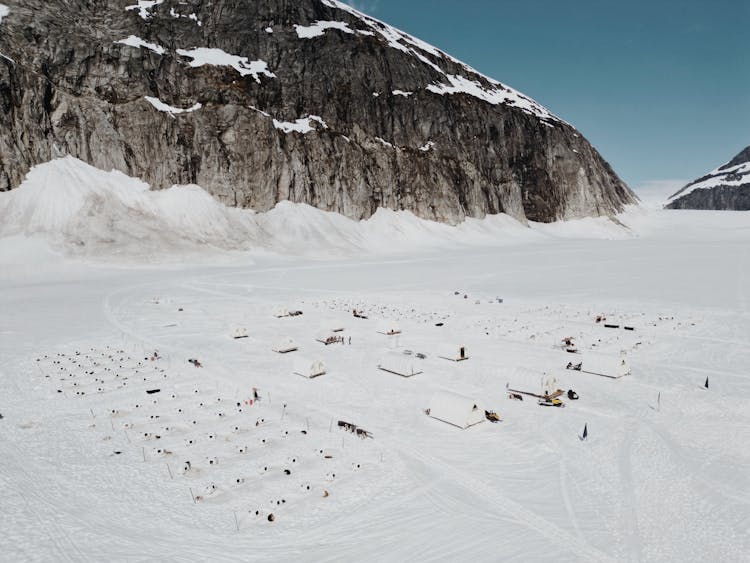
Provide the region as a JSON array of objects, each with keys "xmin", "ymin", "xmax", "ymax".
[
  {"xmin": 294, "ymin": 358, "xmax": 326, "ymax": 378},
  {"xmin": 567, "ymin": 353, "xmax": 630, "ymax": 379},
  {"xmin": 426, "ymin": 391, "xmax": 485, "ymax": 429},
  {"xmin": 376, "ymin": 320, "xmax": 401, "ymax": 335},
  {"xmin": 272, "ymin": 339, "xmax": 298, "ymax": 353},
  {"xmin": 440, "ymin": 346, "xmax": 469, "ymax": 362},
  {"xmin": 377, "ymin": 356, "xmax": 423, "ymax": 377},
  {"xmin": 230, "ymin": 327, "xmax": 249, "ymax": 339}
]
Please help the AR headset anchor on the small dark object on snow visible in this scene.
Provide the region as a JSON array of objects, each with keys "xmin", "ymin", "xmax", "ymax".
[
  {"xmin": 604, "ymin": 323, "xmax": 619, "ymax": 329},
  {"xmin": 0, "ymin": 413, "xmax": 3, "ymax": 419},
  {"xmin": 435, "ymin": 322, "xmax": 444, "ymax": 327},
  {"xmin": 113, "ymin": 450, "xmax": 122, "ymax": 455},
  {"xmin": 567, "ymin": 390, "xmax": 579, "ymax": 400},
  {"xmin": 146, "ymin": 389, "xmax": 161, "ymax": 394},
  {"xmin": 704, "ymin": 377, "xmax": 709, "ymax": 389},
  {"xmin": 485, "ymin": 410, "xmax": 500, "ymax": 423},
  {"xmin": 284, "ymin": 469, "xmax": 291, "ymax": 475},
  {"xmin": 579, "ymin": 423, "xmax": 588, "ymax": 441},
  {"xmin": 508, "ymin": 393, "xmax": 523, "ymax": 401},
  {"xmin": 355, "ymin": 427, "xmax": 373, "ymax": 439},
  {"xmin": 267, "ymin": 513, "xmax": 275, "ymax": 522}
]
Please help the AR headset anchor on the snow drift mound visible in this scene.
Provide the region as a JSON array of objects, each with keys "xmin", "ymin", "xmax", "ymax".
[
  {"xmin": 0, "ymin": 157, "xmax": 634, "ymax": 262},
  {"xmin": 0, "ymin": 157, "xmax": 260, "ymax": 259}
]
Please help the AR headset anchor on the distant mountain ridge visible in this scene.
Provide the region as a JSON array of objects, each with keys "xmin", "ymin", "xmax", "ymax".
[
  {"xmin": 667, "ymin": 146, "xmax": 750, "ymax": 210},
  {"xmin": 0, "ymin": 0, "xmax": 637, "ymax": 224}
]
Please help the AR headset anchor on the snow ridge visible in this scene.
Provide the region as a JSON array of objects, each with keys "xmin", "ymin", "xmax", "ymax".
[
  {"xmin": 669, "ymin": 159, "xmax": 750, "ymax": 200},
  {"xmin": 295, "ymin": 20, "xmax": 356, "ymax": 38},
  {"xmin": 125, "ymin": 0, "xmax": 164, "ymax": 20},
  {"xmin": 273, "ymin": 116, "xmax": 328, "ymax": 134},
  {"xmin": 318, "ymin": 0, "xmax": 560, "ymax": 122}
]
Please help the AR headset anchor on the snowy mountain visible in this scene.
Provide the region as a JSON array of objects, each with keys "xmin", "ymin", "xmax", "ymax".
[
  {"xmin": 667, "ymin": 146, "xmax": 750, "ymax": 210},
  {"xmin": 0, "ymin": 0, "xmax": 636, "ymax": 224}
]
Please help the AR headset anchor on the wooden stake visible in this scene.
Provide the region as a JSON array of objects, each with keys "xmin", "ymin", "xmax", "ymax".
[
  {"xmin": 166, "ymin": 463, "xmax": 174, "ymax": 479},
  {"xmin": 189, "ymin": 488, "xmax": 196, "ymax": 504}
]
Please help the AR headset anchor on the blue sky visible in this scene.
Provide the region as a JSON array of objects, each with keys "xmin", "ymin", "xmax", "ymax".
[{"xmin": 345, "ymin": 0, "xmax": 749, "ymax": 194}]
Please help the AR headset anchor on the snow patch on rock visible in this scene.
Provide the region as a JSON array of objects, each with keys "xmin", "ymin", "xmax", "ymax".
[
  {"xmin": 176, "ymin": 48, "xmax": 275, "ymax": 83},
  {"xmin": 295, "ymin": 20, "xmax": 356, "ymax": 38},
  {"xmin": 670, "ymin": 161, "xmax": 750, "ymax": 200},
  {"xmin": 144, "ymin": 96, "xmax": 202, "ymax": 116},
  {"xmin": 392, "ymin": 90, "xmax": 413, "ymax": 97},
  {"xmin": 116, "ymin": 35, "xmax": 166, "ymax": 56},
  {"xmin": 0, "ymin": 4, "xmax": 9, "ymax": 24},
  {"xmin": 125, "ymin": 0, "xmax": 164, "ymax": 20},
  {"xmin": 273, "ymin": 116, "xmax": 328, "ymax": 134}
]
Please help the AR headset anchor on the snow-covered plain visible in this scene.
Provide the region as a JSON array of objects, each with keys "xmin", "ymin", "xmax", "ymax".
[{"xmin": 0, "ymin": 160, "xmax": 749, "ymax": 562}]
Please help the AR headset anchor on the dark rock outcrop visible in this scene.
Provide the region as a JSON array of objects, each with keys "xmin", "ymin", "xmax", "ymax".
[
  {"xmin": 0, "ymin": 0, "xmax": 637, "ymax": 224},
  {"xmin": 667, "ymin": 145, "xmax": 750, "ymax": 210}
]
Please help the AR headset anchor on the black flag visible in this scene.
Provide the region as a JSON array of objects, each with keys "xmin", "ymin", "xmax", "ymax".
[
  {"xmin": 579, "ymin": 423, "xmax": 588, "ymax": 441},
  {"xmin": 704, "ymin": 377, "xmax": 709, "ymax": 389}
]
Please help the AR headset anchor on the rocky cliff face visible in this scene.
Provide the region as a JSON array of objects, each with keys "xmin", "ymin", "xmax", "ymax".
[
  {"xmin": 667, "ymin": 146, "xmax": 750, "ymax": 210},
  {"xmin": 0, "ymin": 0, "xmax": 637, "ymax": 224}
]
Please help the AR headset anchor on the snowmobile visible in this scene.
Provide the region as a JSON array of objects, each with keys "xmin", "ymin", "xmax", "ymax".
[{"xmin": 538, "ymin": 398, "xmax": 565, "ymax": 408}]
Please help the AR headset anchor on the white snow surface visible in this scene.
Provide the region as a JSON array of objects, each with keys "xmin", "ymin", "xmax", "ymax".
[
  {"xmin": 116, "ymin": 35, "xmax": 166, "ymax": 56},
  {"xmin": 272, "ymin": 115, "xmax": 328, "ymax": 134},
  {"xmin": 125, "ymin": 0, "xmax": 164, "ymax": 20},
  {"xmin": 392, "ymin": 90, "xmax": 413, "ymax": 97},
  {"xmin": 144, "ymin": 96, "xmax": 202, "ymax": 116},
  {"xmin": 0, "ymin": 4, "xmax": 9, "ymax": 24},
  {"xmin": 176, "ymin": 48, "xmax": 275, "ymax": 83},
  {"xmin": 1, "ymin": 157, "xmax": 749, "ymax": 561},
  {"xmin": 294, "ymin": 20, "xmax": 356, "ymax": 38}
]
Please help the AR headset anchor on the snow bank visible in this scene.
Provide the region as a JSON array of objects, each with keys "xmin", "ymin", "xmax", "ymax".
[
  {"xmin": 116, "ymin": 35, "xmax": 166, "ymax": 56},
  {"xmin": 0, "ymin": 157, "xmax": 634, "ymax": 262},
  {"xmin": 176, "ymin": 48, "xmax": 275, "ymax": 83},
  {"xmin": 0, "ymin": 4, "xmax": 9, "ymax": 24}
]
